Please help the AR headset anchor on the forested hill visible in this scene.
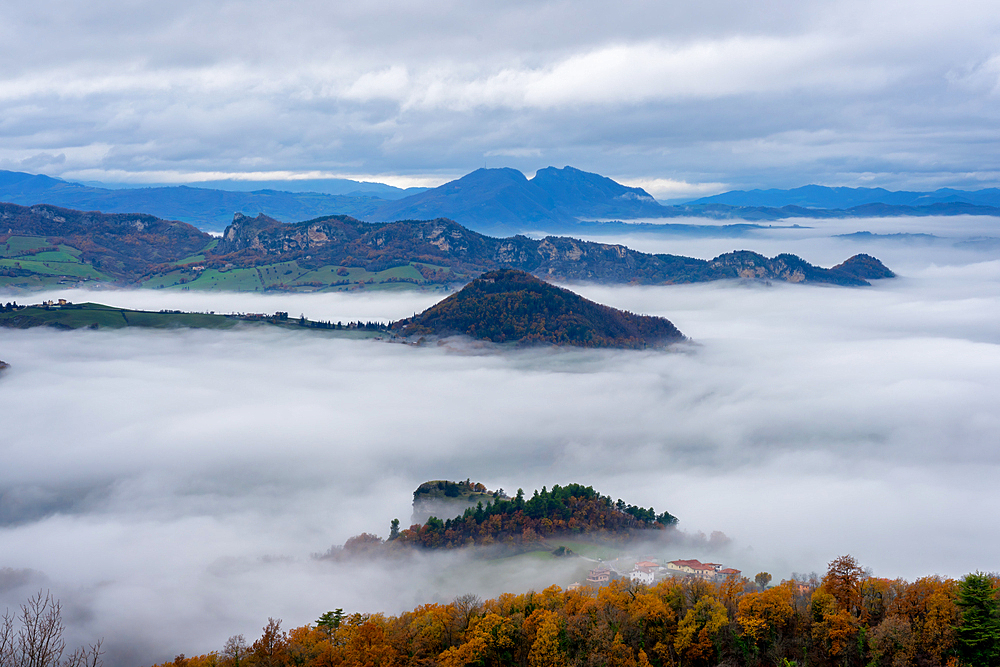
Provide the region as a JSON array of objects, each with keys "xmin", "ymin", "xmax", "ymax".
[
  {"xmin": 0, "ymin": 202, "xmax": 212, "ymax": 281},
  {"xmin": 328, "ymin": 483, "xmax": 678, "ymax": 557},
  {"xmin": 0, "ymin": 201, "xmax": 894, "ymax": 291},
  {"xmin": 215, "ymin": 212, "xmax": 891, "ymax": 287},
  {"xmin": 390, "ymin": 269, "xmax": 685, "ymax": 348},
  {"xmin": 392, "ymin": 483, "xmax": 677, "ymax": 549}
]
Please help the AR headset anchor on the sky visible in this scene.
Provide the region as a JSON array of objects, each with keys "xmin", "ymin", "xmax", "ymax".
[
  {"xmin": 1, "ymin": 215, "xmax": 999, "ymax": 665},
  {"xmin": 2, "ymin": 0, "xmax": 1000, "ymax": 196}
]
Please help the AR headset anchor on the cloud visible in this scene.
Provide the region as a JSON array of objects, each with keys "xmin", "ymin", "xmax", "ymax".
[
  {"xmin": 2, "ymin": 217, "xmax": 1000, "ymax": 664},
  {"xmin": 613, "ymin": 177, "xmax": 729, "ymax": 199},
  {"xmin": 2, "ymin": 0, "xmax": 1000, "ymax": 189}
]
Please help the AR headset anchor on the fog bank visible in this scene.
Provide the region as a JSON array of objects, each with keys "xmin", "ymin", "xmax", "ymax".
[{"xmin": 1, "ymin": 220, "xmax": 998, "ymax": 665}]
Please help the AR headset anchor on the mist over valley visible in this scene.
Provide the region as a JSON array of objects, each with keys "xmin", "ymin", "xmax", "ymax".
[{"xmin": 1, "ymin": 215, "xmax": 998, "ymax": 665}]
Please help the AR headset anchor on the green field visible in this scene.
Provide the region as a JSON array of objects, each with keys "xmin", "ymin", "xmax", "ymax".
[
  {"xmin": 142, "ymin": 260, "xmax": 445, "ymax": 293},
  {"xmin": 0, "ymin": 303, "xmax": 239, "ymax": 330},
  {"xmin": 0, "ymin": 302, "xmax": 389, "ymax": 336},
  {"xmin": 0, "ymin": 235, "xmax": 113, "ymax": 289},
  {"xmin": 0, "ymin": 234, "xmax": 456, "ymax": 293}
]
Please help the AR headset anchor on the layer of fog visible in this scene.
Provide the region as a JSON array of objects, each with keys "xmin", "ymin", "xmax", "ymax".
[
  {"xmin": 1, "ymin": 218, "xmax": 999, "ymax": 665},
  {"xmin": 578, "ymin": 214, "xmax": 1000, "ymax": 274}
]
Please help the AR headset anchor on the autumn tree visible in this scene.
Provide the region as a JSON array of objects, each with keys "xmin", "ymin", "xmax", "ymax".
[
  {"xmin": 674, "ymin": 596, "xmax": 728, "ymax": 666},
  {"xmin": 526, "ymin": 609, "xmax": 566, "ymax": 667},
  {"xmin": 221, "ymin": 635, "xmax": 248, "ymax": 667},
  {"xmin": 754, "ymin": 572, "xmax": 772, "ymax": 591},
  {"xmin": 822, "ymin": 555, "xmax": 865, "ymax": 617},
  {"xmin": 737, "ymin": 582, "xmax": 795, "ymax": 659},
  {"xmin": 867, "ymin": 615, "xmax": 916, "ymax": 667},
  {"xmin": 249, "ymin": 618, "xmax": 288, "ymax": 667}
]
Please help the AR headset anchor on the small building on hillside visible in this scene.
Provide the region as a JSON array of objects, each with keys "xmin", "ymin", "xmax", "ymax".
[
  {"xmin": 666, "ymin": 559, "xmax": 741, "ymax": 581},
  {"xmin": 629, "ymin": 568, "xmax": 655, "ymax": 585},
  {"xmin": 629, "ymin": 560, "xmax": 660, "ymax": 585},
  {"xmin": 666, "ymin": 559, "xmax": 701, "ymax": 575},
  {"xmin": 586, "ymin": 566, "xmax": 612, "ymax": 585}
]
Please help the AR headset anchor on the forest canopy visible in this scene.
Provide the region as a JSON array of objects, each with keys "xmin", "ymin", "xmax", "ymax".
[{"xmin": 148, "ymin": 556, "xmax": 1000, "ymax": 667}]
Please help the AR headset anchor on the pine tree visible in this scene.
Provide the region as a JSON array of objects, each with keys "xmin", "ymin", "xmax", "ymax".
[{"xmin": 955, "ymin": 572, "xmax": 1000, "ymax": 667}]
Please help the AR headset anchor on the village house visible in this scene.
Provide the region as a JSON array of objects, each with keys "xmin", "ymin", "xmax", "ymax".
[
  {"xmin": 627, "ymin": 560, "xmax": 660, "ymax": 585},
  {"xmin": 666, "ymin": 559, "xmax": 741, "ymax": 581},
  {"xmin": 586, "ymin": 565, "xmax": 612, "ymax": 585}
]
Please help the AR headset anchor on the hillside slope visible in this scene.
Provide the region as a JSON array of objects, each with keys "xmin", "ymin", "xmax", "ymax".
[
  {"xmin": 0, "ymin": 202, "xmax": 214, "ymax": 285},
  {"xmin": 390, "ymin": 269, "xmax": 685, "ymax": 348},
  {"xmin": 0, "ymin": 203, "xmax": 894, "ymax": 291},
  {"xmin": 212, "ymin": 213, "xmax": 888, "ymax": 288}
]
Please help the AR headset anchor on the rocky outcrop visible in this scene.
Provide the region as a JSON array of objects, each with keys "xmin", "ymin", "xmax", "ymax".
[{"xmin": 410, "ymin": 480, "xmax": 500, "ymax": 526}]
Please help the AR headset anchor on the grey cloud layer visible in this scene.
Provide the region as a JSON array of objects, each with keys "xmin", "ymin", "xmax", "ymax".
[
  {"xmin": 2, "ymin": 217, "xmax": 999, "ymax": 665},
  {"xmin": 2, "ymin": 0, "xmax": 1000, "ymax": 192}
]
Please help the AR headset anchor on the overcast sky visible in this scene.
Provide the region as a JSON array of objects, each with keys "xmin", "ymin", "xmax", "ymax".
[{"xmin": 2, "ymin": 0, "xmax": 1000, "ymax": 196}]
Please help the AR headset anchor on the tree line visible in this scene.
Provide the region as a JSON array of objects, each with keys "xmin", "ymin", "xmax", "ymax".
[{"xmin": 148, "ymin": 555, "xmax": 1000, "ymax": 667}]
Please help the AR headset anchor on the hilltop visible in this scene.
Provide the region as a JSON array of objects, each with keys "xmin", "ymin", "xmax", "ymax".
[
  {"xmin": 325, "ymin": 482, "xmax": 678, "ymax": 558},
  {"xmin": 411, "ymin": 479, "xmax": 500, "ymax": 526},
  {"xmin": 390, "ymin": 269, "xmax": 685, "ymax": 348}
]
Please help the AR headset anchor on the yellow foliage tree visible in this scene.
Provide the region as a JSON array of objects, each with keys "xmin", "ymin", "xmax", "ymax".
[
  {"xmin": 737, "ymin": 581, "xmax": 795, "ymax": 651},
  {"xmin": 527, "ymin": 609, "xmax": 566, "ymax": 667},
  {"xmin": 674, "ymin": 596, "xmax": 728, "ymax": 666}
]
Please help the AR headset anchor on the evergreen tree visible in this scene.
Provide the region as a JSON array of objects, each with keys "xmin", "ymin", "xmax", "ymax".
[{"xmin": 955, "ymin": 572, "xmax": 1000, "ymax": 667}]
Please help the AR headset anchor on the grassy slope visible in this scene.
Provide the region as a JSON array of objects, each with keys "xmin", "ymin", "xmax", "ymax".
[
  {"xmin": 0, "ymin": 235, "xmax": 113, "ymax": 288},
  {"xmin": 142, "ymin": 260, "xmax": 445, "ymax": 292},
  {"xmin": 0, "ymin": 303, "xmax": 238, "ymax": 330},
  {"xmin": 0, "ymin": 303, "xmax": 387, "ymax": 336},
  {"xmin": 0, "ymin": 234, "xmax": 451, "ymax": 294}
]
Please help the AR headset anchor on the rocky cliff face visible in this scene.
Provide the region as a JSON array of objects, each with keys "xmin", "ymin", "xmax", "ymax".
[
  {"xmin": 409, "ymin": 480, "xmax": 499, "ymax": 526},
  {"xmin": 215, "ymin": 213, "xmax": 370, "ymax": 255}
]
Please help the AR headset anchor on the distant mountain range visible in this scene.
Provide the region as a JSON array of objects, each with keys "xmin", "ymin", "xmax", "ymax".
[
  {"xmin": 0, "ymin": 201, "xmax": 894, "ymax": 292},
  {"xmin": 686, "ymin": 184, "xmax": 1000, "ymax": 209},
  {"xmin": 4, "ymin": 168, "xmax": 1000, "ymax": 236},
  {"xmin": 0, "ymin": 170, "xmax": 390, "ymax": 230},
  {"xmin": 367, "ymin": 166, "xmax": 666, "ymax": 235}
]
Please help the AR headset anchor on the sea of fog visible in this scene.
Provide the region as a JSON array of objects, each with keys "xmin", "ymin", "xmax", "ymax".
[{"xmin": 1, "ymin": 215, "xmax": 999, "ymax": 665}]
